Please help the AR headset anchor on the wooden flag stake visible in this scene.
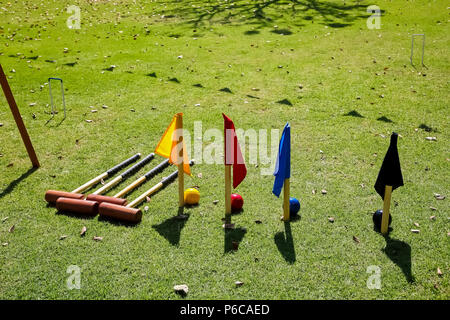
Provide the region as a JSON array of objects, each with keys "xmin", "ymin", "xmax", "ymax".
[
  {"xmin": 283, "ymin": 178, "xmax": 290, "ymax": 221},
  {"xmin": 176, "ymin": 114, "xmax": 184, "ymax": 209},
  {"xmin": 0, "ymin": 64, "xmax": 40, "ymax": 168},
  {"xmin": 381, "ymin": 185, "xmax": 392, "ymax": 234},
  {"xmin": 225, "ymin": 165, "xmax": 232, "ymax": 224}
]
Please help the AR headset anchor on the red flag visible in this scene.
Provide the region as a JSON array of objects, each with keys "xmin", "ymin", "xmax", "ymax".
[{"xmin": 223, "ymin": 113, "xmax": 247, "ymax": 188}]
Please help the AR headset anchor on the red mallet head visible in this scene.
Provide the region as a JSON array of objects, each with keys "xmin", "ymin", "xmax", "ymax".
[{"xmin": 231, "ymin": 193, "xmax": 244, "ymax": 212}]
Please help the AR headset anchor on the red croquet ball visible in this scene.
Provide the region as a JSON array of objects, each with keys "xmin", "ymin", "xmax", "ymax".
[{"xmin": 231, "ymin": 193, "xmax": 244, "ymax": 211}]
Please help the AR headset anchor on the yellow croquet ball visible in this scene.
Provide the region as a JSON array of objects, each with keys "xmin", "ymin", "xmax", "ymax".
[{"xmin": 184, "ymin": 188, "xmax": 200, "ymax": 205}]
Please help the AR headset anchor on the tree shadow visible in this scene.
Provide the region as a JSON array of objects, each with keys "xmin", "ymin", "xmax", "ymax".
[
  {"xmin": 0, "ymin": 167, "xmax": 38, "ymax": 199},
  {"xmin": 152, "ymin": 213, "xmax": 190, "ymax": 246},
  {"xmin": 224, "ymin": 227, "xmax": 247, "ymax": 253},
  {"xmin": 158, "ymin": 0, "xmax": 371, "ymax": 31},
  {"xmin": 382, "ymin": 235, "xmax": 414, "ymax": 283},
  {"xmin": 274, "ymin": 221, "xmax": 296, "ymax": 264}
]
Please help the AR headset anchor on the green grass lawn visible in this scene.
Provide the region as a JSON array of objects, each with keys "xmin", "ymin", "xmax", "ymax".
[{"xmin": 0, "ymin": 0, "xmax": 448, "ymax": 299}]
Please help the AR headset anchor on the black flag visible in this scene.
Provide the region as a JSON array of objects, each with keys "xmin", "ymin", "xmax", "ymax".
[{"xmin": 374, "ymin": 132, "xmax": 404, "ymax": 199}]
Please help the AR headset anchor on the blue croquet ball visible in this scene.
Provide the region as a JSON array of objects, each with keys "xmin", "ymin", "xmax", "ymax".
[
  {"xmin": 373, "ymin": 209, "xmax": 392, "ymax": 230},
  {"xmin": 289, "ymin": 197, "xmax": 301, "ymax": 217}
]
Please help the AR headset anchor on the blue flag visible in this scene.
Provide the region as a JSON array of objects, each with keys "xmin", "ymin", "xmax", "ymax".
[{"xmin": 273, "ymin": 122, "xmax": 291, "ymax": 197}]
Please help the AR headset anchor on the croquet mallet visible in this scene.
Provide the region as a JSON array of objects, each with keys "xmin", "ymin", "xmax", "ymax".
[
  {"xmin": 45, "ymin": 153, "xmax": 141, "ymax": 204},
  {"xmin": 99, "ymin": 161, "xmax": 194, "ymax": 223},
  {"xmin": 55, "ymin": 153, "xmax": 155, "ymax": 215}
]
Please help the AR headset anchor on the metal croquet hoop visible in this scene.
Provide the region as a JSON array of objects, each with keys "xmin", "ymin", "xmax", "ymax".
[
  {"xmin": 410, "ymin": 34, "xmax": 425, "ymax": 66},
  {"xmin": 48, "ymin": 77, "xmax": 66, "ymax": 120}
]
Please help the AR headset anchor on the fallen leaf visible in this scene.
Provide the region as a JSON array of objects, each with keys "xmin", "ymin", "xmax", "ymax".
[
  {"xmin": 312, "ymin": 189, "xmax": 316, "ymax": 194},
  {"xmin": 2, "ymin": 217, "xmax": 8, "ymax": 223},
  {"xmin": 437, "ymin": 268, "xmax": 443, "ymax": 276},
  {"xmin": 434, "ymin": 194, "xmax": 445, "ymax": 200},
  {"xmin": 414, "ymin": 222, "xmax": 420, "ymax": 227},
  {"xmin": 80, "ymin": 226, "xmax": 87, "ymax": 236},
  {"xmin": 2, "ymin": 243, "xmax": 8, "ymax": 246},
  {"xmin": 8, "ymin": 225, "xmax": 15, "ymax": 233},
  {"xmin": 173, "ymin": 284, "xmax": 188, "ymax": 295},
  {"xmin": 60, "ymin": 235, "xmax": 68, "ymax": 240},
  {"xmin": 93, "ymin": 236, "xmax": 103, "ymax": 241},
  {"xmin": 353, "ymin": 236, "xmax": 360, "ymax": 243}
]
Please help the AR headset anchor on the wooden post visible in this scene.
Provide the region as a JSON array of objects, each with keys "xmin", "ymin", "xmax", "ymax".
[
  {"xmin": 0, "ymin": 64, "xmax": 40, "ymax": 168},
  {"xmin": 225, "ymin": 165, "xmax": 232, "ymax": 224},
  {"xmin": 283, "ymin": 178, "xmax": 290, "ymax": 221},
  {"xmin": 177, "ymin": 114, "xmax": 184, "ymax": 209},
  {"xmin": 381, "ymin": 185, "xmax": 392, "ymax": 235}
]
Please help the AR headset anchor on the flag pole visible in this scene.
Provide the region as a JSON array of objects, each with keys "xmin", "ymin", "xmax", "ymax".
[
  {"xmin": 177, "ymin": 114, "xmax": 184, "ymax": 209},
  {"xmin": 381, "ymin": 185, "xmax": 392, "ymax": 234},
  {"xmin": 225, "ymin": 165, "xmax": 232, "ymax": 224},
  {"xmin": 283, "ymin": 178, "xmax": 290, "ymax": 221}
]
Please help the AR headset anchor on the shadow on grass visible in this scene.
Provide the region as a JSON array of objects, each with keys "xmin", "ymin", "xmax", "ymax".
[
  {"xmin": 418, "ymin": 123, "xmax": 438, "ymax": 133},
  {"xmin": 344, "ymin": 110, "xmax": 364, "ymax": 118},
  {"xmin": 152, "ymin": 213, "xmax": 190, "ymax": 246},
  {"xmin": 98, "ymin": 215, "xmax": 140, "ymax": 227},
  {"xmin": 158, "ymin": 0, "xmax": 373, "ymax": 31},
  {"xmin": 55, "ymin": 210, "xmax": 97, "ymax": 220},
  {"xmin": 0, "ymin": 167, "xmax": 38, "ymax": 199},
  {"xmin": 377, "ymin": 116, "xmax": 394, "ymax": 123},
  {"xmin": 274, "ymin": 221, "xmax": 296, "ymax": 264},
  {"xmin": 382, "ymin": 235, "xmax": 414, "ymax": 283},
  {"xmin": 277, "ymin": 98, "xmax": 293, "ymax": 106},
  {"xmin": 224, "ymin": 227, "xmax": 247, "ymax": 253}
]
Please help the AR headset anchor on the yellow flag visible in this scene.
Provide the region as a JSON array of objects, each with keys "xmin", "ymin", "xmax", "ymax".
[{"xmin": 155, "ymin": 113, "xmax": 191, "ymax": 175}]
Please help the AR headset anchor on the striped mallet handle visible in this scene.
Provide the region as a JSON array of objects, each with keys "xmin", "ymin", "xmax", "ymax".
[
  {"xmin": 113, "ymin": 159, "xmax": 171, "ymax": 198},
  {"xmin": 93, "ymin": 153, "xmax": 155, "ymax": 195},
  {"xmin": 72, "ymin": 153, "xmax": 141, "ymax": 193},
  {"xmin": 127, "ymin": 169, "xmax": 180, "ymax": 208}
]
